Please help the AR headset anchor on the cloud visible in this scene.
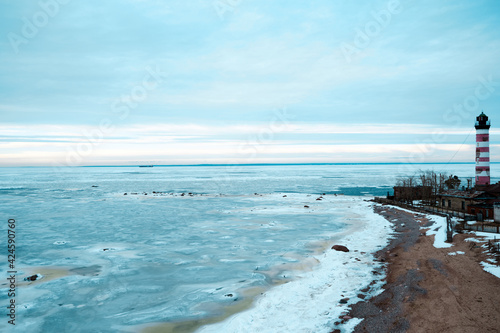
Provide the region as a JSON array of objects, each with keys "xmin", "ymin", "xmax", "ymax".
[
  {"xmin": 1, "ymin": 0, "xmax": 500, "ymax": 165},
  {"xmin": 0, "ymin": 122, "xmax": 495, "ymax": 166}
]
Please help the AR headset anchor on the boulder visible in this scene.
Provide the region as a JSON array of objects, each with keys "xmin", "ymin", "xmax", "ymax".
[
  {"xmin": 332, "ymin": 245, "xmax": 349, "ymax": 252},
  {"xmin": 24, "ymin": 274, "xmax": 40, "ymax": 282}
]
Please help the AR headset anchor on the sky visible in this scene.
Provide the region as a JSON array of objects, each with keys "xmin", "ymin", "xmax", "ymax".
[{"xmin": 1, "ymin": 0, "xmax": 500, "ymax": 166}]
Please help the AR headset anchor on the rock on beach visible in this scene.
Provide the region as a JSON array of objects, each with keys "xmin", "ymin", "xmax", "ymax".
[{"xmin": 331, "ymin": 245, "xmax": 350, "ymax": 252}]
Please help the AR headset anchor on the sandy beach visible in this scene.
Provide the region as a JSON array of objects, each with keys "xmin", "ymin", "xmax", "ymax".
[{"xmin": 345, "ymin": 205, "xmax": 500, "ymax": 333}]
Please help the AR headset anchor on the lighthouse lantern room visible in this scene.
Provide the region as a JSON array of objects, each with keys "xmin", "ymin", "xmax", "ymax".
[{"xmin": 475, "ymin": 112, "xmax": 491, "ymax": 187}]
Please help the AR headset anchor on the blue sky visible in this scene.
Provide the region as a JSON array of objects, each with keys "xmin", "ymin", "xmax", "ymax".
[{"xmin": 1, "ymin": 0, "xmax": 499, "ymax": 166}]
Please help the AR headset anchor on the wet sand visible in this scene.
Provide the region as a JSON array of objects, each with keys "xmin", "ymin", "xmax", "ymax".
[
  {"xmin": 345, "ymin": 205, "xmax": 500, "ymax": 333},
  {"xmin": 0, "ymin": 264, "xmax": 102, "ymax": 289},
  {"xmin": 139, "ymin": 286, "xmax": 266, "ymax": 333}
]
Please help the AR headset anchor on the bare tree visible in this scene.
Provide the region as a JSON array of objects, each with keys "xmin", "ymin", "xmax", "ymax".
[{"xmin": 394, "ymin": 170, "xmax": 457, "ymax": 207}]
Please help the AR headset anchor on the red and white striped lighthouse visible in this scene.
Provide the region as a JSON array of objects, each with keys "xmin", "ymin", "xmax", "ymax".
[{"xmin": 475, "ymin": 111, "xmax": 491, "ymax": 186}]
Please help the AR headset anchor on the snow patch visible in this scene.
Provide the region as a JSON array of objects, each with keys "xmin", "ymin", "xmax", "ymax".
[
  {"xmin": 481, "ymin": 262, "xmax": 500, "ymax": 279},
  {"xmin": 465, "ymin": 238, "xmax": 482, "ymax": 242},
  {"xmin": 423, "ymin": 215, "xmax": 453, "ymax": 248},
  {"xmin": 471, "ymin": 231, "xmax": 500, "ymax": 241}
]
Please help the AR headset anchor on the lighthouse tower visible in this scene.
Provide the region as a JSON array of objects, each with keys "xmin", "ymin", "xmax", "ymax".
[{"xmin": 475, "ymin": 112, "xmax": 491, "ymax": 187}]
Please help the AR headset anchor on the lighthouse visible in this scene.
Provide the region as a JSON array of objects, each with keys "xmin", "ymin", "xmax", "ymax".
[{"xmin": 475, "ymin": 112, "xmax": 491, "ymax": 186}]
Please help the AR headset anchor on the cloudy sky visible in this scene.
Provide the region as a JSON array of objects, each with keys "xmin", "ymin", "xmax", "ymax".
[{"xmin": 1, "ymin": 0, "xmax": 499, "ymax": 166}]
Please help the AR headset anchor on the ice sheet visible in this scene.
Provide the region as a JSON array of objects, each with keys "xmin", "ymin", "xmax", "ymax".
[
  {"xmin": 197, "ymin": 198, "xmax": 392, "ymax": 333},
  {"xmin": 2, "ymin": 164, "xmax": 450, "ymax": 332}
]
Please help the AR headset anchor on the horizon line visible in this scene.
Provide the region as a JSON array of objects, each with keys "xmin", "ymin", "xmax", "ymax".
[{"xmin": 3, "ymin": 162, "xmax": 499, "ymax": 168}]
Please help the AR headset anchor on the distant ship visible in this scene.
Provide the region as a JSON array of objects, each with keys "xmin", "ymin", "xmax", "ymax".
[{"xmin": 139, "ymin": 165, "xmax": 154, "ymax": 167}]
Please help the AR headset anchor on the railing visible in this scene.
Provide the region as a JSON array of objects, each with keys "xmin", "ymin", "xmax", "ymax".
[
  {"xmin": 373, "ymin": 197, "xmax": 448, "ymax": 217},
  {"xmin": 475, "ymin": 120, "xmax": 491, "ymax": 126},
  {"xmin": 374, "ymin": 197, "xmax": 500, "ymax": 235},
  {"xmin": 462, "ymin": 223, "xmax": 500, "ymax": 234},
  {"xmin": 423, "ymin": 206, "xmax": 475, "ymax": 219}
]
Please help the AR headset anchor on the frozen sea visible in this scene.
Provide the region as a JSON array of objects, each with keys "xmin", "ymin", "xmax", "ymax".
[{"xmin": 0, "ymin": 163, "xmax": 495, "ymax": 332}]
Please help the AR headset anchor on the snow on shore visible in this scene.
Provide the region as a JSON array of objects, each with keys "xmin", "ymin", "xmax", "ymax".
[
  {"xmin": 464, "ymin": 231, "xmax": 500, "ymax": 279},
  {"xmin": 410, "ymin": 210, "xmax": 500, "ymax": 280},
  {"xmin": 197, "ymin": 198, "xmax": 393, "ymax": 333},
  {"xmin": 424, "ymin": 215, "xmax": 453, "ymax": 248},
  {"xmin": 480, "ymin": 262, "xmax": 500, "ymax": 279},
  {"xmin": 382, "ymin": 205, "xmax": 453, "ymax": 249}
]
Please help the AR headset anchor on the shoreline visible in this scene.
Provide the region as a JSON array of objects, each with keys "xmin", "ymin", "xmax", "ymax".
[
  {"xmin": 139, "ymin": 196, "xmax": 393, "ymax": 333},
  {"xmin": 346, "ymin": 204, "xmax": 500, "ymax": 333}
]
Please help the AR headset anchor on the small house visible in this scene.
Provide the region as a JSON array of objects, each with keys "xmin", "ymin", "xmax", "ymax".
[
  {"xmin": 436, "ymin": 183, "xmax": 500, "ymax": 220},
  {"xmin": 393, "ymin": 186, "xmax": 432, "ymax": 203}
]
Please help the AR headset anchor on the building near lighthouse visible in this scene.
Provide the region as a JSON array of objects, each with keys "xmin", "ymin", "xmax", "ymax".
[
  {"xmin": 410, "ymin": 112, "xmax": 499, "ymax": 221},
  {"xmin": 475, "ymin": 112, "xmax": 491, "ymax": 187},
  {"xmin": 390, "ymin": 111, "xmax": 499, "ymax": 221}
]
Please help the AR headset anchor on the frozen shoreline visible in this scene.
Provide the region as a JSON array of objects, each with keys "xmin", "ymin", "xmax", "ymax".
[
  {"xmin": 3, "ymin": 165, "xmax": 498, "ymax": 332},
  {"xmin": 191, "ymin": 196, "xmax": 393, "ymax": 333},
  {"xmin": 1, "ymin": 192, "xmax": 393, "ymax": 333},
  {"xmin": 348, "ymin": 204, "xmax": 500, "ymax": 332}
]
